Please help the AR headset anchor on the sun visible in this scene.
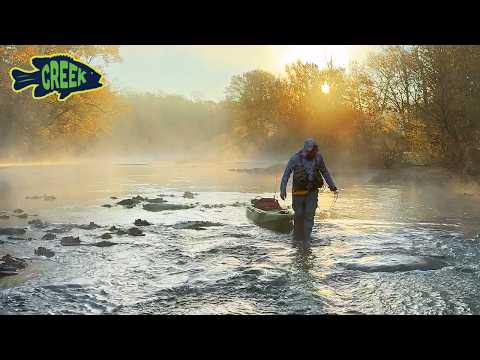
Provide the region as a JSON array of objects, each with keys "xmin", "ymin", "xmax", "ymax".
[
  {"xmin": 321, "ymin": 82, "xmax": 330, "ymax": 94},
  {"xmin": 277, "ymin": 45, "xmax": 350, "ymax": 72}
]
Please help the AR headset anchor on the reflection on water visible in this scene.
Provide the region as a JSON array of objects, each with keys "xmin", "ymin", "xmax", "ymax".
[{"xmin": 1, "ymin": 161, "xmax": 480, "ymax": 314}]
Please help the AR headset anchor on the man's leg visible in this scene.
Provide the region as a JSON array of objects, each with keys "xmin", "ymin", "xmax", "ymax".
[
  {"xmin": 304, "ymin": 190, "xmax": 319, "ymax": 240},
  {"xmin": 292, "ymin": 195, "xmax": 306, "ymax": 240}
]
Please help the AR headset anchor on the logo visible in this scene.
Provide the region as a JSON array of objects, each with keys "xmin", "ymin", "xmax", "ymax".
[{"xmin": 10, "ymin": 54, "xmax": 104, "ymax": 101}]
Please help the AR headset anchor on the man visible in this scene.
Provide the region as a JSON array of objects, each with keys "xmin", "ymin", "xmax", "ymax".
[{"xmin": 280, "ymin": 138, "xmax": 337, "ymax": 240}]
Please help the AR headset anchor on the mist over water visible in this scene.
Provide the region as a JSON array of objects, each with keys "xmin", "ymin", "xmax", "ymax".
[{"xmin": 1, "ymin": 160, "xmax": 480, "ymax": 314}]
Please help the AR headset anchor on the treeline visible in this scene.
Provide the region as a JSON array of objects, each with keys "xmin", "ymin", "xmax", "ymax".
[
  {"xmin": 2, "ymin": 45, "xmax": 480, "ymax": 174},
  {"xmin": 225, "ymin": 46, "xmax": 480, "ymax": 173},
  {"xmin": 94, "ymin": 93, "xmax": 231, "ymax": 159}
]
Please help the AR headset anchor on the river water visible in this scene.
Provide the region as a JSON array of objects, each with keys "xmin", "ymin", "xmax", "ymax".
[{"xmin": 1, "ymin": 161, "xmax": 480, "ymax": 314}]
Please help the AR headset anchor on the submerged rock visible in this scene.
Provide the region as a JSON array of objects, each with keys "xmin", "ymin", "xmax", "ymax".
[
  {"xmin": 174, "ymin": 221, "xmax": 224, "ymax": 230},
  {"xmin": 202, "ymin": 201, "xmax": 245, "ymax": 209},
  {"xmin": 35, "ymin": 247, "xmax": 55, "ymax": 258},
  {"xmin": 143, "ymin": 203, "xmax": 194, "ymax": 212},
  {"xmin": 144, "ymin": 198, "xmax": 167, "ymax": 204},
  {"xmin": 48, "ymin": 225, "xmax": 75, "ymax": 233},
  {"xmin": 110, "ymin": 196, "xmax": 118, "ymax": 200},
  {"xmin": 7, "ymin": 236, "xmax": 31, "ymax": 241},
  {"xmin": 13, "ymin": 209, "xmax": 24, "ymax": 214},
  {"xmin": 158, "ymin": 193, "xmax": 175, "ymax": 197},
  {"xmin": 101, "ymin": 233, "xmax": 112, "ymax": 239},
  {"xmin": 202, "ymin": 204, "xmax": 226, "ymax": 209},
  {"xmin": 91, "ymin": 240, "xmax": 118, "ymax": 247},
  {"xmin": 223, "ymin": 233, "xmax": 252, "ymax": 238},
  {"xmin": 25, "ymin": 195, "xmax": 56, "ymax": 201},
  {"xmin": 60, "ymin": 236, "xmax": 81, "ymax": 246},
  {"xmin": 116, "ymin": 229, "xmax": 128, "ymax": 236},
  {"xmin": 15, "ymin": 213, "xmax": 28, "ymax": 219},
  {"xmin": 0, "ymin": 228, "xmax": 26, "ymax": 235},
  {"xmin": 127, "ymin": 227, "xmax": 145, "ymax": 236},
  {"xmin": 0, "ymin": 215, "xmax": 9, "ymax": 219},
  {"xmin": 134, "ymin": 219, "xmax": 152, "ymax": 226},
  {"xmin": 102, "ymin": 204, "xmax": 112, "ymax": 208},
  {"xmin": 183, "ymin": 191, "xmax": 196, "ymax": 199},
  {"xmin": 228, "ymin": 164, "xmax": 283, "ymax": 174},
  {"xmin": 342, "ymin": 255, "xmax": 448, "ymax": 273},
  {"xmin": 42, "ymin": 233, "xmax": 56, "ymax": 240},
  {"xmin": 1, "ymin": 254, "xmax": 27, "ymax": 270}
]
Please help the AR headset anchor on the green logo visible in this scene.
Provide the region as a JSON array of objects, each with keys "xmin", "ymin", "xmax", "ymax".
[{"xmin": 10, "ymin": 53, "xmax": 104, "ymax": 101}]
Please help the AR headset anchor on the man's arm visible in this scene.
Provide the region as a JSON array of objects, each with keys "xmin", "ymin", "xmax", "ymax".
[
  {"xmin": 317, "ymin": 154, "xmax": 337, "ymax": 190},
  {"xmin": 280, "ymin": 157, "xmax": 295, "ymax": 195}
]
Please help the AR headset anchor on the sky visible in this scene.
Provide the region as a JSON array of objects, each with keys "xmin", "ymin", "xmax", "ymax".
[{"xmin": 104, "ymin": 45, "xmax": 375, "ymax": 101}]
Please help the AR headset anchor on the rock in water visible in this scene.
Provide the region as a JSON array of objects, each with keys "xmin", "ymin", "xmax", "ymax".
[
  {"xmin": 78, "ymin": 222, "xmax": 101, "ymax": 230},
  {"xmin": 91, "ymin": 240, "xmax": 118, "ymax": 247},
  {"xmin": 25, "ymin": 195, "xmax": 42, "ymax": 200},
  {"xmin": 29, "ymin": 219, "xmax": 46, "ymax": 228},
  {"xmin": 173, "ymin": 221, "xmax": 224, "ymax": 230},
  {"xmin": 116, "ymin": 196, "xmax": 146, "ymax": 208},
  {"xmin": 0, "ymin": 228, "xmax": 26, "ymax": 235},
  {"xmin": 183, "ymin": 191, "xmax": 196, "ymax": 199},
  {"xmin": 16, "ymin": 213, "xmax": 28, "ymax": 219},
  {"xmin": 116, "ymin": 229, "xmax": 128, "ymax": 236},
  {"xmin": 60, "ymin": 236, "xmax": 81, "ymax": 246},
  {"xmin": 1, "ymin": 254, "xmax": 27, "ymax": 269},
  {"xmin": 143, "ymin": 203, "xmax": 194, "ymax": 212},
  {"xmin": 102, "ymin": 204, "xmax": 112, "ymax": 208},
  {"xmin": 13, "ymin": 209, "xmax": 24, "ymax": 214},
  {"xmin": 0, "ymin": 215, "xmax": 9, "ymax": 219},
  {"xmin": 42, "ymin": 233, "xmax": 56, "ymax": 240},
  {"xmin": 35, "ymin": 247, "xmax": 55, "ymax": 258},
  {"xmin": 43, "ymin": 195, "xmax": 56, "ymax": 201},
  {"xmin": 110, "ymin": 196, "xmax": 118, "ymax": 200},
  {"xmin": 101, "ymin": 233, "xmax": 112, "ymax": 239},
  {"xmin": 134, "ymin": 219, "xmax": 152, "ymax": 226},
  {"xmin": 127, "ymin": 227, "xmax": 145, "ymax": 236}
]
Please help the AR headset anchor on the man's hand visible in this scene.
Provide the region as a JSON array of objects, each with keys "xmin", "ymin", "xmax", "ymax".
[
  {"xmin": 280, "ymin": 192, "xmax": 287, "ymax": 200},
  {"xmin": 329, "ymin": 186, "xmax": 338, "ymax": 192}
]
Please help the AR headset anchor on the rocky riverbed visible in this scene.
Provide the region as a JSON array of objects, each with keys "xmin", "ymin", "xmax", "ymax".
[{"xmin": 1, "ymin": 161, "xmax": 480, "ymax": 314}]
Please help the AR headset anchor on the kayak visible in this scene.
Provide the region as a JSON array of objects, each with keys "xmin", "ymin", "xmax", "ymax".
[{"xmin": 246, "ymin": 197, "xmax": 294, "ymax": 233}]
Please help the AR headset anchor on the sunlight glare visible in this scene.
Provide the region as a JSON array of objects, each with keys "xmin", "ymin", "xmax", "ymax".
[{"xmin": 321, "ymin": 82, "xmax": 330, "ymax": 94}]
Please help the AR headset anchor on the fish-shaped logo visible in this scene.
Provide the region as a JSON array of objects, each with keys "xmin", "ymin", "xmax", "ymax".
[{"xmin": 10, "ymin": 54, "xmax": 104, "ymax": 101}]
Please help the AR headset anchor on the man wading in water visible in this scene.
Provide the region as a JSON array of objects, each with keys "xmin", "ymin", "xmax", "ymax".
[{"xmin": 280, "ymin": 138, "xmax": 338, "ymax": 240}]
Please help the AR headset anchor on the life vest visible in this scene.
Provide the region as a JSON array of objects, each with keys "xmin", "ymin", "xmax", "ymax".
[
  {"xmin": 292, "ymin": 155, "xmax": 324, "ymax": 192},
  {"xmin": 251, "ymin": 197, "xmax": 282, "ymax": 210}
]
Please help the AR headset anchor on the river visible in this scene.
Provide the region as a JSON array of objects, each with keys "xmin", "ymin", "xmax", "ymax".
[{"xmin": 1, "ymin": 161, "xmax": 480, "ymax": 314}]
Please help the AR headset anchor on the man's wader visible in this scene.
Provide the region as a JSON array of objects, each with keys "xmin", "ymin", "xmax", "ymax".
[{"xmin": 292, "ymin": 156, "xmax": 324, "ymax": 240}]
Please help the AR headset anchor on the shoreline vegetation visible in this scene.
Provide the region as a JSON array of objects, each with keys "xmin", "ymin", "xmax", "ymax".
[{"xmin": 1, "ymin": 45, "xmax": 480, "ymax": 178}]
